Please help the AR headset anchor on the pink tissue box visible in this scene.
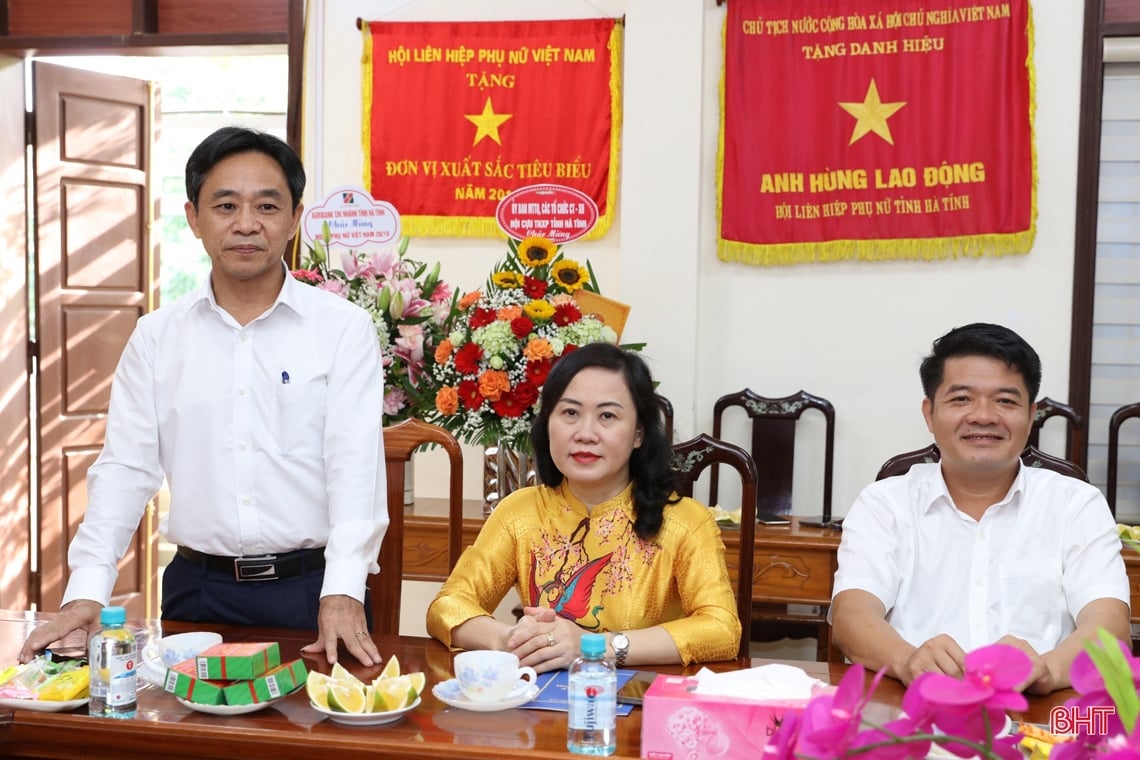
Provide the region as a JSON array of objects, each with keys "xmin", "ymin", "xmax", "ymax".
[{"xmin": 640, "ymin": 674, "xmax": 812, "ymax": 760}]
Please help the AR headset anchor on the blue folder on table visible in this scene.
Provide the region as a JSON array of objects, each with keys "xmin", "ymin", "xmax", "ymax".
[{"xmin": 523, "ymin": 668, "xmax": 638, "ymax": 715}]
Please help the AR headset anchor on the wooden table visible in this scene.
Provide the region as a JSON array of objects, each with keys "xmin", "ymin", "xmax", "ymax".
[
  {"xmin": 404, "ymin": 500, "xmax": 1140, "ymax": 658},
  {"xmin": 0, "ymin": 610, "xmax": 1076, "ymax": 759}
]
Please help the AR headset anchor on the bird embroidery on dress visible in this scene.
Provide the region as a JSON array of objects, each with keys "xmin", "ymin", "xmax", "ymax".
[{"xmin": 528, "ymin": 550, "xmax": 614, "ymax": 627}]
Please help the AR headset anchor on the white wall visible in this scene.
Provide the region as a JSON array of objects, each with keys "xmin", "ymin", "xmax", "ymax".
[{"xmin": 305, "ymin": 0, "xmax": 1085, "ymax": 517}]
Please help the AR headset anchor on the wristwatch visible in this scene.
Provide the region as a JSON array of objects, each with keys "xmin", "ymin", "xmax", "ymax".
[{"xmin": 611, "ymin": 632, "xmax": 630, "ymax": 667}]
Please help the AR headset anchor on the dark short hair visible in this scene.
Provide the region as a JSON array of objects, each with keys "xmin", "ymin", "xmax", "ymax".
[
  {"xmin": 530, "ymin": 343, "xmax": 677, "ymax": 540},
  {"xmin": 919, "ymin": 323, "xmax": 1042, "ymax": 401},
  {"xmin": 184, "ymin": 126, "xmax": 305, "ymax": 211}
]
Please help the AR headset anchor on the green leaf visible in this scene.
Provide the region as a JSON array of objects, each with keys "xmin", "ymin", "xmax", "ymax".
[{"xmin": 1085, "ymin": 628, "xmax": 1139, "ymax": 733}]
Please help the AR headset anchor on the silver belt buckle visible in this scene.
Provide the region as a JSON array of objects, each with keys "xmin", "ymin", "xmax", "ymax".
[{"xmin": 234, "ymin": 554, "xmax": 278, "ymax": 581}]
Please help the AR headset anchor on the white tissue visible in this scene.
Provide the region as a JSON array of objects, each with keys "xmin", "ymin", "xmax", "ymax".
[{"xmin": 691, "ymin": 664, "xmax": 827, "ymax": 700}]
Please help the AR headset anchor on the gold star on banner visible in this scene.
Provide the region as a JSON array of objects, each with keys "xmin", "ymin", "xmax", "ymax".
[
  {"xmin": 464, "ymin": 97, "xmax": 513, "ymax": 146},
  {"xmin": 838, "ymin": 79, "xmax": 906, "ymax": 146}
]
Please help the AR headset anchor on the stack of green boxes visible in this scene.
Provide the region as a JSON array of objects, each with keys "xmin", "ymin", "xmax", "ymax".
[{"xmin": 162, "ymin": 642, "xmax": 308, "ymax": 706}]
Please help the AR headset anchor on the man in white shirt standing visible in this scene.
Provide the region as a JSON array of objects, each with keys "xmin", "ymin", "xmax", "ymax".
[
  {"xmin": 830, "ymin": 322, "xmax": 1129, "ymax": 694},
  {"xmin": 19, "ymin": 127, "xmax": 387, "ymax": 667}
]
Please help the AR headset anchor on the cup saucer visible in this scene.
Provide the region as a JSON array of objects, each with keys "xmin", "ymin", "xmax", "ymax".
[{"xmin": 432, "ymin": 678, "xmax": 539, "ymax": 712}]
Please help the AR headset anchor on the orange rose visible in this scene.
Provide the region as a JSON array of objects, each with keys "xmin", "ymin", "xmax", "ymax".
[
  {"xmin": 458, "ymin": 291, "xmax": 482, "ymax": 310},
  {"xmin": 497, "ymin": 305, "xmax": 522, "ymax": 322},
  {"xmin": 523, "ymin": 337, "xmax": 555, "ymax": 361},
  {"xmin": 435, "ymin": 386, "xmax": 459, "ymax": 415},
  {"xmin": 434, "ymin": 338, "xmax": 454, "ymax": 364},
  {"xmin": 549, "ymin": 294, "xmax": 574, "ymax": 307},
  {"xmin": 477, "ymin": 370, "xmax": 511, "ymax": 401}
]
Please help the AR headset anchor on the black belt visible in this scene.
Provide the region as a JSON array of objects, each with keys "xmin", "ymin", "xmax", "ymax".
[{"xmin": 176, "ymin": 546, "xmax": 326, "ymax": 582}]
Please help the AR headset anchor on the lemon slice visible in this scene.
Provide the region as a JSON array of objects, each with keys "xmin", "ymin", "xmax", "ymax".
[
  {"xmin": 374, "ymin": 678, "xmax": 410, "ymax": 712},
  {"xmin": 330, "ymin": 662, "xmax": 363, "ymax": 687},
  {"xmin": 327, "ymin": 680, "xmax": 367, "ymax": 713},
  {"xmin": 404, "ymin": 672, "xmax": 426, "ymax": 702},
  {"xmin": 306, "ymin": 672, "xmax": 331, "ymax": 710},
  {"xmin": 378, "ymin": 654, "xmax": 400, "ymax": 681}
]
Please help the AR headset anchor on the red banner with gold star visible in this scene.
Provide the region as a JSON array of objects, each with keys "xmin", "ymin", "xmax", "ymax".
[
  {"xmin": 718, "ymin": 0, "xmax": 1035, "ymax": 265},
  {"xmin": 361, "ymin": 18, "xmax": 621, "ymax": 239}
]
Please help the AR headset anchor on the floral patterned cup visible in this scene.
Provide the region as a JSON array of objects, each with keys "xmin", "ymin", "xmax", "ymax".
[{"xmin": 453, "ymin": 650, "xmax": 537, "ymax": 703}]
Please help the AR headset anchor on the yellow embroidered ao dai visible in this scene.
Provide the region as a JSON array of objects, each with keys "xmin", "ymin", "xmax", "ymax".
[{"xmin": 425, "ymin": 482, "xmax": 741, "ymax": 663}]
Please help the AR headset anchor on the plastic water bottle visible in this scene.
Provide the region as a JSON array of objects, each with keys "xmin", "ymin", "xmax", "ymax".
[
  {"xmin": 88, "ymin": 606, "xmax": 137, "ymax": 718},
  {"xmin": 567, "ymin": 632, "xmax": 617, "ymax": 755}
]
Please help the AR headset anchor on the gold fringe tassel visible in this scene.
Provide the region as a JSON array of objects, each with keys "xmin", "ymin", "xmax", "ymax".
[
  {"xmin": 361, "ymin": 22, "xmax": 374, "ymax": 192},
  {"xmin": 717, "ymin": 232, "xmax": 1035, "ymax": 266}
]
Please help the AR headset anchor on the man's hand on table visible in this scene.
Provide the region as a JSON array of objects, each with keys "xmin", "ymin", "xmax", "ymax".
[
  {"xmin": 18, "ymin": 599, "xmax": 102, "ymax": 664},
  {"xmin": 894, "ymin": 633, "xmax": 967, "ymax": 685},
  {"xmin": 996, "ymin": 634, "xmax": 1059, "ymax": 694},
  {"xmin": 301, "ymin": 594, "xmax": 379, "ymax": 667}
]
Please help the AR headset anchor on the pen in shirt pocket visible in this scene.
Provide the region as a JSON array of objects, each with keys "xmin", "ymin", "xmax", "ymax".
[{"xmin": 281, "ymin": 371, "xmax": 290, "ymax": 385}]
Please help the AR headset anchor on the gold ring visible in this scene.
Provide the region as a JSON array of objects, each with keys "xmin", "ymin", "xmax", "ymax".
[
  {"xmin": 355, "ymin": 631, "xmax": 368, "ymax": 636},
  {"xmin": 546, "ymin": 632, "xmax": 556, "ymax": 648}
]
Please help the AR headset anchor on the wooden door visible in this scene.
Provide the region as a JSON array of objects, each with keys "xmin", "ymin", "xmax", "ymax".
[
  {"xmin": 0, "ymin": 55, "xmax": 30, "ymax": 610},
  {"xmin": 32, "ymin": 62, "xmax": 159, "ymax": 616}
]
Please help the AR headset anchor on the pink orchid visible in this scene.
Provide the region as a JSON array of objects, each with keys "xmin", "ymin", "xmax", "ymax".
[
  {"xmin": 848, "ymin": 673, "xmax": 938, "ymax": 760},
  {"xmin": 1063, "ymin": 639, "xmax": 1140, "ymax": 739},
  {"xmin": 918, "ymin": 644, "xmax": 1030, "ymax": 758},
  {"xmin": 794, "ymin": 665, "xmax": 885, "ymax": 758}
]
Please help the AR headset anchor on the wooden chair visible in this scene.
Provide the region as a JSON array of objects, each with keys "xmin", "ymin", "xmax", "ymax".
[
  {"xmin": 1028, "ymin": 396, "xmax": 1085, "ymax": 467},
  {"xmin": 670, "ymin": 433, "xmax": 757, "ymax": 659},
  {"xmin": 371, "ymin": 418, "xmax": 464, "ymax": 635},
  {"xmin": 656, "ymin": 393, "xmax": 674, "ymax": 444},
  {"xmin": 710, "ymin": 389, "xmax": 835, "ymax": 521},
  {"xmin": 1108, "ymin": 402, "xmax": 1140, "ymax": 516},
  {"xmin": 875, "ymin": 443, "xmax": 1089, "ymax": 482}
]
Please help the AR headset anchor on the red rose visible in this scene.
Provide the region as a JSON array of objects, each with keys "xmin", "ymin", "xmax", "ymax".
[
  {"xmin": 491, "ymin": 390, "xmax": 527, "ymax": 418},
  {"xmin": 512, "ymin": 380, "xmax": 539, "ymax": 409},
  {"xmin": 458, "ymin": 379, "xmax": 483, "ymax": 410},
  {"xmin": 553, "ymin": 303, "xmax": 582, "ymax": 326},
  {"xmin": 523, "ymin": 276, "xmax": 548, "ymax": 299},
  {"xmin": 510, "ymin": 316, "xmax": 535, "ymax": 339},
  {"xmin": 525, "ymin": 358, "xmax": 552, "ymax": 386},
  {"xmin": 454, "ymin": 342, "xmax": 484, "ymax": 375},
  {"xmin": 469, "ymin": 307, "xmax": 497, "ymax": 329}
]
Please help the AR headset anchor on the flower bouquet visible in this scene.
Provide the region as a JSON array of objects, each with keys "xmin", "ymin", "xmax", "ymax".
[
  {"xmin": 425, "ymin": 236, "xmax": 628, "ymax": 452},
  {"xmin": 293, "ymin": 228, "xmax": 456, "ymax": 424}
]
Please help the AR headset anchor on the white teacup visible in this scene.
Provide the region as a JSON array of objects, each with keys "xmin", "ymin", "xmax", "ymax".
[{"xmin": 453, "ymin": 650, "xmax": 537, "ymax": 703}]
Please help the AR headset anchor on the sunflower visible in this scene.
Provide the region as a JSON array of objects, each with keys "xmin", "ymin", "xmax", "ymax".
[
  {"xmin": 551, "ymin": 259, "xmax": 590, "ymax": 293},
  {"xmin": 517, "ymin": 236, "xmax": 557, "ymax": 268},
  {"xmin": 492, "ymin": 271, "xmax": 525, "ymax": 289}
]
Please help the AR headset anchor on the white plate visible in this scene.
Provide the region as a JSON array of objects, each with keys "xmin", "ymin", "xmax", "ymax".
[
  {"xmin": 139, "ymin": 647, "xmax": 168, "ymax": 687},
  {"xmin": 0, "ymin": 696, "xmax": 89, "ymax": 712},
  {"xmin": 432, "ymin": 678, "xmax": 539, "ymax": 712},
  {"xmin": 176, "ymin": 696, "xmax": 285, "ymax": 716},
  {"xmin": 310, "ymin": 696, "xmax": 420, "ymax": 725}
]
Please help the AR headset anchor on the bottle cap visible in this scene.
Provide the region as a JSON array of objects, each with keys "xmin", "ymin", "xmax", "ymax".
[
  {"xmin": 100, "ymin": 606, "xmax": 127, "ymax": 626},
  {"xmin": 580, "ymin": 633, "xmax": 606, "ymax": 657}
]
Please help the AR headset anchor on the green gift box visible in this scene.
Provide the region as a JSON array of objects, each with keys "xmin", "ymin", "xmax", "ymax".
[
  {"xmin": 163, "ymin": 659, "xmax": 227, "ymax": 705},
  {"xmin": 223, "ymin": 659, "xmax": 308, "ymax": 706},
  {"xmin": 194, "ymin": 642, "xmax": 280, "ymax": 681}
]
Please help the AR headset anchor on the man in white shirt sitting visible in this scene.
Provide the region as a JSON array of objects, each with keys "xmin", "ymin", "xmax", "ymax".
[
  {"xmin": 19, "ymin": 127, "xmax": 387, "ymax": 667},
  {"xmin": 830, "ymin": 322, "xmax": 1129, "ymax": 694}
]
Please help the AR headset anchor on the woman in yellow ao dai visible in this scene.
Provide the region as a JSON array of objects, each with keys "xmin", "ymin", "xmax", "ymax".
[{"xmin": 426, "ymin": 343, "xmax": 741, "ymax": 672}]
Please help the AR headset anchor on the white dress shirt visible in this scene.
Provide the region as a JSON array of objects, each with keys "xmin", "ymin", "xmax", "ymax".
[
  {"xmin": 63, "ymin": 270, "xmax": 388, "ymax": 607},
  {"xmin": 831, "ymin": 462, "xmax": 1129, "ymax": 654}
]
